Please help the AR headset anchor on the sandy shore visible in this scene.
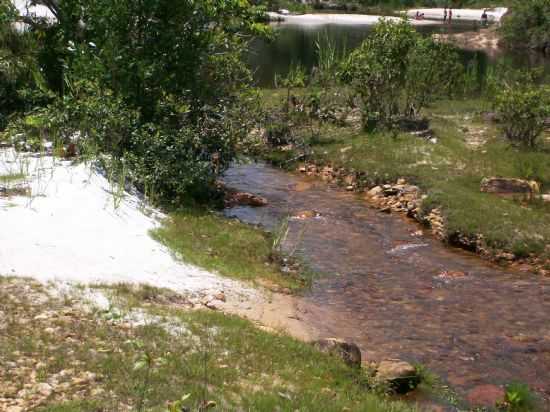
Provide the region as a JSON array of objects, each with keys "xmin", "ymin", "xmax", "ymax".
[
  {"xmin": 0, "ymin": 148, "xmax": 316, "ymax": 340},
  {"xmin": 267, "ymin": 12, "xmax": 437, "ymax": 26},
  {"xmin": 406, "ymin": 7, "xmax": 508, "ymax": 23},
  {"xmin": 433, "ymin": 27, "xmax": 503, "ymax": 55}
]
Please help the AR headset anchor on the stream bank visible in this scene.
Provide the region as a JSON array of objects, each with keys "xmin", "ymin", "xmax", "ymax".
[{"xmin": 223, "ymin": 161, "xmax": 550, "ymax": 409}]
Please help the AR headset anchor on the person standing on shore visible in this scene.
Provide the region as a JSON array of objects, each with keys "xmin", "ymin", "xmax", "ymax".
[
  {"xmin": 448, "ymin": 8, "xmax": 453, "ymax": 24},
  {"xmin": 443, "ymin": 7, "xmax": 447, "ymax": 23},
  {"xmin": 481, "ymin": 9, "xmax": 488, "ymax": 26}
]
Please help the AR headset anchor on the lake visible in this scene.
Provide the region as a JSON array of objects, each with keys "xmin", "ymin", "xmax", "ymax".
[{"xmin": 248, "ymin": 21, "xmax": 550, "ymax": 87}]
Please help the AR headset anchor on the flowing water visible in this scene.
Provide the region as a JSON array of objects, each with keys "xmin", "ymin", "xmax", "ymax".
[
  {"xmin": 240, "ymin": 19, "xmax": 550, "ymax": 408},
  {"xmin": 223, "ymin": 163, "xmax": 550, "ymax": 407}
]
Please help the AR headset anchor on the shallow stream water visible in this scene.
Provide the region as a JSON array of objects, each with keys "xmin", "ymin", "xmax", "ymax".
[{"xmin": 223, "ymin": 162, "xmax": 550, "ymax": 408}]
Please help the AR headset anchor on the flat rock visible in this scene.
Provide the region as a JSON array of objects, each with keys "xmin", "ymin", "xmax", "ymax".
[
  {"xmin": 313, "ymin": 338, "xmax": 361, "ymax": 368},
  {"xmin": 376, "ymin": 359, "xmax": 420, "ymax": 393},
  {"xmin": 480, "ymin": 177, "xmax": 539, "ymax": 196},
  {"xmin": 367, "ymin": 186, "xmax": 383, "ymax": 197}
]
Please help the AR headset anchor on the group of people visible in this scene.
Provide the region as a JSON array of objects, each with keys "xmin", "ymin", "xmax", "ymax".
[
  {"xmin": 414, "ymin": 8, "xmax": 490, "ymax": 26},
  {"xmin": 443, "ymin": 7, "xmax": 453, "ymax": 24}
]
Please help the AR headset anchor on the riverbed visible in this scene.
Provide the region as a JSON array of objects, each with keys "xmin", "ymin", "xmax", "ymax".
[{"xmin": 223, "ymin": 162, "xmax": 550, "ymax": 407}]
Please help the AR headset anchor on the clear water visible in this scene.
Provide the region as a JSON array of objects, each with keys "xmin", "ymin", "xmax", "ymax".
[{"xmin": 223, "ymin": 163, "xmax": 550, "ymax": 408}]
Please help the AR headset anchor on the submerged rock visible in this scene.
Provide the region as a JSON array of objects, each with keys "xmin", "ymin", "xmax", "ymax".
[
  {"xmin": 466, "ymin": 384, "xmax": 505, "ymax": 407},
  {"xmin": 375, "ymin": 359, "xmax": 420, "ymax": 394},
  {"xmin": 313, "ymin": 338, "xmax": 362, "ymax": 368},
  {"xmin": 225, "ymin": 191, "xmax": 268, "ymax": 207}
]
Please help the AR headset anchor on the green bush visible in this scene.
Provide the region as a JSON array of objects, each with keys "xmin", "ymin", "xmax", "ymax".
[
  {"xmin": 493, "ymin": 73, "xmax": 550, "ymax": 148},
  {"xmin": 501, "ymin": 0, "xmax": 550, "ymax": 53},
  {"xmin": 341, "ymin": 19, "xmax": 461, "ymax": 130},
  {"xmin": 2, "ymin": 0, "xmax": 268, "ymax": 204}
]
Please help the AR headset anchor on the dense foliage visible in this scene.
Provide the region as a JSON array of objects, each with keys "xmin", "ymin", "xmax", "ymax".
[
  {"xmin": 501, "ymin": 0, "xmax": 550, "ymax": 53},
  {"xmin": 492, "ymin": 71, "xmax": 550, "ymax": 148},
  {"xmin": 341, "ymin": 19, "xmax": 461, "ymax": 130},
  {"xmin": 1, "ymin": 0, "xmax": 266, "ymax": 204}
]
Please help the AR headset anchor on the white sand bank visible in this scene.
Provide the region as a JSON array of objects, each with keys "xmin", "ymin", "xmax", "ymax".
[
  {"xmin": 406, "ymin": 8, "xmax": 508, "ymax": 23},
  {"xmin": 0, "ymin": 149, "xmax": 257, "ymax": 300},
  {"xmin": 12, "ymin": 0, "xmax": 56, "ymax": 21},
  {"xmin": 267, "ymin": 12, "xmax": 437, "ymax": 26}
]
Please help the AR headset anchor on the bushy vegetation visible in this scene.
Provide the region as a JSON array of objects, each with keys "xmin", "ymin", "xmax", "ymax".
[
  {"xmin": 342, "ymin": 19, "xmax": 461, "ymax": 130},
  {"xmin": 0, "ymin": 0, "xmax": 267, "ymax": 205},
  {"xmin": 492, "ymin": 70, "xmax": 550, "ymax": 148},
  {"xmin": 501, "ymin": 0, "xmax": 550, "ymax": 53}
]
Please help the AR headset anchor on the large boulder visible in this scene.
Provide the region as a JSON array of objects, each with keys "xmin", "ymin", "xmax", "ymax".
[
  {"xmin": 376, "ymin": 359, "xmax": 420, "ymax": 394},
  {"xmin": 480, "ymin": 177, "xmax": 539, "ymax": 197},
  {"xmin": 313, "ymin": 338, "xmax": 361, "ymax": 368}
]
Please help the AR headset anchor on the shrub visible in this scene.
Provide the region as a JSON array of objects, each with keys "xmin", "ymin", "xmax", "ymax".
[
  {"xmin": 501, "ymin": 0, "xmax": 550, "ymax": 53},
  {"xmin": 493, "ymin": 72, "xmax": 550, "ymax": 148},
  {"xmin": 503, "ymin": 382, "xmax": 537, "ymax": 412},
  {"xmin": 2, "ymin": 0, "xmax": 268, "ymax": 204},
  {"xmin": 341, "ymin": 19, "xmax": 461, "ymax": 130}
]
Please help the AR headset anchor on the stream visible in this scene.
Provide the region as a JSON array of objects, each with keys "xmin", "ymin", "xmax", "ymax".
[{"xmin": 223, "ymin": 162, "xmax": 550, "ymax": 408}]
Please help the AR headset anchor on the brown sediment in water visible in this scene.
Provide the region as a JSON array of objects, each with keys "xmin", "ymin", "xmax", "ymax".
[{"xmin": 223, "ymin": 162, "xmax": 550, "ymax": 408}]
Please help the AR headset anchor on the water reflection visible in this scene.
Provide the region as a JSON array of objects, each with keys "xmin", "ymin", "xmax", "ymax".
[{"xmin": 247, "ymin": 23, "xmax": 550, "ymax": 87}]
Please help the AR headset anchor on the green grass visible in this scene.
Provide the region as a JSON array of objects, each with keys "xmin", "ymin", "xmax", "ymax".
[
  {"xmin": 504, "ymin": 382, "xmax": 538, "ymax": 412},
  {"xmin": 0, "ymin": 172, "xmax": 26, "ymax": 184},
  {"xmin": 151, "ymin": 208, "xmax": 308, "ymax": 291},
  {"xmin": 0, "ymin": 277, "xmax": 417, "ymax": 412},
  {"xmin": 261, "ymin": 89, "xmax": 550, "ymax": 260}
]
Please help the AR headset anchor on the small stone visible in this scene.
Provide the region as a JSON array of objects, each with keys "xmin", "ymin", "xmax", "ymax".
[
  {"xmin": 36, "ymin": 383, "xmax": 52, "ymax": 397},
  {"xmin": 376, "ymin": 359, "xmax": 420, "ymax": 393},
  {"xmin": 204, "ymin": 299, "xmax": 224, "ymax": 311},
  {"xmin": 214, "ymin": 291, "xmax": 226, "ymax": 302},
  {"xmin": 313, "ymin": 338, "xmax": 361, "ymax": 368},
  {"xmin": 367, "ymin": 186, "xmax": 383, "ymax": 197}
]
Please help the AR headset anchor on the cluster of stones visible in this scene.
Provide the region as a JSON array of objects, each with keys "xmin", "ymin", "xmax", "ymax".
[
  {"xmin": 298, "ymin": 163, "xmax": 444, "ymax": 239},
  {"xmin": 298, "ymin": 162, "xmax": 550, "ymax": 275},
  {"xmin": 313, "ymin": 338, "xmax": 420, "ymax": 394}
]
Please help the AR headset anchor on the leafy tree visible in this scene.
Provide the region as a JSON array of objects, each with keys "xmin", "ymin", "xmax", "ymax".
[
  {"xmin": 2, "ymin": 0, "xmax": 268, "ymax": 204},
  {"xmin": 342, "ymin": 19, "xmax": 460, "ymax": 130},
  {"xmin": 501, "ymin": 0, "xmax": 550, "ymax": 53},
  {"xmin": 493, "ymin": 70, "xmax": 550, "ymax": 148}
]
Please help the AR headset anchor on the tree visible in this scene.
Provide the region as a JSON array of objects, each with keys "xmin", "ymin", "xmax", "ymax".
[
  {"xmin": 500, "ymin": 0, "xmax": 550, "ymax": 53},
  {"xmin": 2, "ymin": 0, "xmax": 268, "ymax": 204},
  {"xmin": 493, "ymin": 71, "xmax": 550, "ymax": 148},
  {"xmin": 341, "ymin": 19, "xmax": 460, "ymax": 130}
]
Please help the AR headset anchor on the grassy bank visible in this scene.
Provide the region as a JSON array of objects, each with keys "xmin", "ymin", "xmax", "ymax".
[
  {"xmin": 151, "ymin": 208, "xmax": 309, "ymax": 291},
  {"xmin": 261, "ymin": 89, "xmax": 550, "ymax": 266},
  {"xmin": 0, "ymin": 276, "xmax": 416, "ymax": 412}
]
